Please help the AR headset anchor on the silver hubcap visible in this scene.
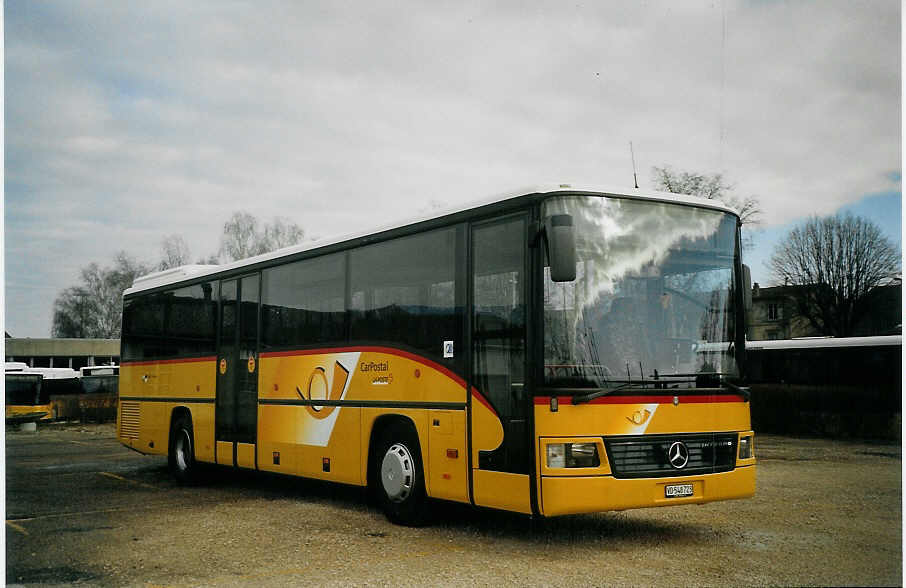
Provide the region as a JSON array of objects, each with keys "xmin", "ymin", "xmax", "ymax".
[
  {"xmin": 381, "ymin": 443, "xmax": 414, "ymax": 503},
  {"xmin": 175, "ymin": 430, "xmax": 191, "ymax": 471}
]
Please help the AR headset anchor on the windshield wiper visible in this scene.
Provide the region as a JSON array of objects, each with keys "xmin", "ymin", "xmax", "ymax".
[{"xmin": 572, "ymin": 383, "xmax": 633, "ymax": 404}]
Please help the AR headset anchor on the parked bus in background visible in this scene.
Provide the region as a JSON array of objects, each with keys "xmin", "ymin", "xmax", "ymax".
[
  {"xmin": 746, "ymin": 335, "xmax": 901, "ymax": 385},
  {"xmin": 117, "ymin": 185, "xmax": 756, "ymax": 524},
  {"xmin": 5, "ymin": 364, "xmax": 80, "ymax": 422},
  {"xmin": 79, "ymin": 365, "xmax": 120, "ymax": 395}
]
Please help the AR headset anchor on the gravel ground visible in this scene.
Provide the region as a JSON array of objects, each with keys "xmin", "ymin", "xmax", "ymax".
[{"xmin": 5, "ymin": 424, "xmax": 902, "ymax": 586}]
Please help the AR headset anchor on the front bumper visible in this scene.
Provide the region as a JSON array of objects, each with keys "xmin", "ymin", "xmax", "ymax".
[{"xmin": 540, "ymin": 463, "xmax": 756, "ymax": 516}]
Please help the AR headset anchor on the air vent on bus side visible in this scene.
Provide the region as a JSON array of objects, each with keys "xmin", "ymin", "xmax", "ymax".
[{"xmin": 119, "ymin": 401, "xmax": 140, "ymax": 440}]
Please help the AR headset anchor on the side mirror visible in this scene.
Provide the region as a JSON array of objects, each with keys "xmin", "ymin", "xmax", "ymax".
[
  {"xmin": 742, "ymin": 264, "xmax": 752, "ymax": 311},
  {"xmin": 546, "ymin": 214, "xmax": 577, "ymax": 282}
]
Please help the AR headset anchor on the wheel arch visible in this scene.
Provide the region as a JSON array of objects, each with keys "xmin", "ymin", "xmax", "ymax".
[
  {"xmin": 366, "ymin": 414, "xmax": 422, "ymax": 491},
  {"xmin": 168, "ymin": 406, "xmax": 193, "ymax": 450}
]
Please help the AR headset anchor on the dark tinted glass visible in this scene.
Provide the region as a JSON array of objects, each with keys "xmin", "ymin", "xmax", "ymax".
[
  {"xmin": 220, "ymin": 280, "xmax": 237, "ymax": 346},
  {"xmin": 350, "ymin": 227, "xmax": 462, "ymax": 365},
  {"xmin": 165, "ymin": 282, "xmax": 217, "ymax": 357},
  {"xmin": 122, "ymin": 294, "xmax": 167, "ymax": 360},
  {"xmin": 216, "ymin": 279, "xmax": 237, "ymax": 439},
  {"xmin": 236, "ymin": 275, "xmax": 259, "ymax": 443},
  {"xmin": 472, "ymin": 216, "xmax": 527, "ymax": 472},
  {"xmin": 262, "ymin": 252, "xmax": 346, "ymax": 348},
  {"xmin": 240, "ymin": 275, "xmax": 259, "ymax": 348},
  {"xmin": 122, "ymin": 283, "xmax": 217, "ymax": 361},
  {"xmin": 5, "ymin": 375, "xmax": 42, "ymax": 405}
]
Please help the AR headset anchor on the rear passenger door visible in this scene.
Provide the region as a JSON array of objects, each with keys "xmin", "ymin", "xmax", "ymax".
[{"xmin": 215, "ymin": 274, "xmax": 260, "ymax": 468}]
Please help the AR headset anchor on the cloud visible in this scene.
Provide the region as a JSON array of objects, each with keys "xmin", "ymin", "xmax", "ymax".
[{"xmin": 4, "ymin": 0, "xmax": 900, "ymax": 336}]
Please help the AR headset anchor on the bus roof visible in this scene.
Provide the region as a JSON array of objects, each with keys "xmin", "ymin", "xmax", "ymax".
[
  {"xmin": 126, "ymin": 184, "xmax": 740, "ymax": 296},
  {"xmin": 79, "ymin": 365, "xmax": 119, "ymax": 376},
  {"xmin": 7, "ymin": 367, "xmax": 80, "ymax": 379}
]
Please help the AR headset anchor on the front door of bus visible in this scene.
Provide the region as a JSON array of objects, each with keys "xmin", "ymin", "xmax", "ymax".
[
  {"xmin": 470, "ymin": 214, "xmax": 532, "ymax": 512},
  {"xmin": 215, "ymin": 274, "xmax": 259, "ymax": 468}
]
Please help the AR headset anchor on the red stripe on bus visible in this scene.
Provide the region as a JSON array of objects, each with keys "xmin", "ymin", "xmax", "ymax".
[
  {"xmin": 259, "ymin": 346, "xmax": 467, "ymax": 389},
  {"xmin": 121, "ymin": 356, "xmax": 217, "ymax": 367},
  {"xmin": 533, "ymin": 395, "xmax": 747, "ymax": 405}
]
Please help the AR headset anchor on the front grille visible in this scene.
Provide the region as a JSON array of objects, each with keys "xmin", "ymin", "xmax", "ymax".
[
  {"xmin": 604, "ymin": 433, "xmax": 737, "ymax": 479},
  {"xmin": 119, "ymin": 401, "xmax": 140, "ymax": 440}
]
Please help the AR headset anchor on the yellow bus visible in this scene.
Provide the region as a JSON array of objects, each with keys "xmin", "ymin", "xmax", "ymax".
[
  {"xmin": 6, "ymin": 373, "xmax": 52, "ymax": 422},
  {"xmin": 6, "ymin": 364, "xmax": 81, "ymax": 422},
  {"xmin": 117, "ymin": 185, "xmax": 756, "ymax": 524}
]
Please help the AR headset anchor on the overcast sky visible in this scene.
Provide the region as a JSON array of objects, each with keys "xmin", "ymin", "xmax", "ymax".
[{"xmin": 5, "ymin": 1, "xmax": 901, "ymax": 338}]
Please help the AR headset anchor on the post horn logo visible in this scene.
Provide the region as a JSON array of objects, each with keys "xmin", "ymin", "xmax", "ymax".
[
  {"xmin": 626, "ymin": 409, "xmax": 652, "ymax": 426},
  {"xmin": 296, "ymin": 361, "xmax": 350, "ymax": 420}
]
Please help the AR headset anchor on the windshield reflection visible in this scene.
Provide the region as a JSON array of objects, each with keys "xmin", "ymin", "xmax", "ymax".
[{"xmin": 543, "ymin": 195, "xmax": 739, "ymax": 389}]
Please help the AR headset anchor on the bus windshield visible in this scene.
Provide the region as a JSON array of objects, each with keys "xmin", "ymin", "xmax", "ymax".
[
  {"xmin": 543, "ymin": 195, "xmax": 740, "ymax": 390},
  {"xmin": 6, "ymin": 374, "xmax": 45, "ymax": 406}
]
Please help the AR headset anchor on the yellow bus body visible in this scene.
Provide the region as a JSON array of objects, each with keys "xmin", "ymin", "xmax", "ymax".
[
  {"xmin": 119, "ymin": 348, "xmax": 755, "ymax": 516},
  {"xmin": 6, "ymin": 403, "xmax": 53, "ymax": 421},
  {"xmin": 534, "ymin": 398, "xmax": 755, "ymax": 516},
  {"xmin": 119, "ymin": 357, "xmax": 216, "ymax": 461}
]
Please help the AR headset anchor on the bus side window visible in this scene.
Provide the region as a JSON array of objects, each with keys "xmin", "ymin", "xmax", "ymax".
[{"xmin": 349, "ymin": 227, "xmax": 462, "ymax": 365}]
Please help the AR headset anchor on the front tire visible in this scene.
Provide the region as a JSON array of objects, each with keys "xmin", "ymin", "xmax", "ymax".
[
  {"xmin": 373, "ymin": 424, "xmax": 430, "ymax": 526},
  {"xmin": 168, "ymin": 416, "xmax": 198, "ymax": 485}
]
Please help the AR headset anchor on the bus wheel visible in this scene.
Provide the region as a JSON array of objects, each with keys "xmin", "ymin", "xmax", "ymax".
[
  {"xmin": 375, "ymin": 425, "xmax": 430, "ymax": 526},
  {"xmin": 169, "ymin": 416, "xmax": 197, "ymax": 485}
]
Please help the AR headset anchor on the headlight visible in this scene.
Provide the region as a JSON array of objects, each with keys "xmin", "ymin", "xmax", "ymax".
[
  {"xmin": 547, "ymin": 443, "xmax": 566, "ymax": 468},
  {"xmin": 546, "ymin": 442, "xmax": 600, "ymax": 468},
  {"xmin": 738, "ymin": 435, "xmax": 753, "ymax": 460},
  {"xmin": 568, "ymin": 442, "xmax": 601, "ymax": 467}
]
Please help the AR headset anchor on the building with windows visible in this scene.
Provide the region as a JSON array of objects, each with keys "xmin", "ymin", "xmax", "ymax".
[
  {"xmin": 748, "ymin": 278, "xmax": 901, "ymax": 340},
  {"xmin": 748, "ymin": 284, "xmax": 814, "ymax": 340}
]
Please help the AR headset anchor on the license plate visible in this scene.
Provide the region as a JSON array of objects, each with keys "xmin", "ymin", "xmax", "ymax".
[{"xmin": 665, "ymin": 483, "xmax": 693, "ymax": 498}]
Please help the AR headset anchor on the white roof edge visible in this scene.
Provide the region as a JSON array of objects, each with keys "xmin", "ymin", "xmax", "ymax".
[
  {"xmin": 128, "ymin": 264, "xmax": 221, "ymax": 294},
  {"xmin": 124, "ymin": 184, "xmax": 740, "ymax": 296},
  {"xmin": 746, "ymin": 335, "xmax": 902, "ymax": 350}
]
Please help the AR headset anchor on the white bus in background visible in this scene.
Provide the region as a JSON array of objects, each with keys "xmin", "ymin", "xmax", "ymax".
[{"xmin": 79, "ymin": 364, "xmax": 120, "ymax": 395}]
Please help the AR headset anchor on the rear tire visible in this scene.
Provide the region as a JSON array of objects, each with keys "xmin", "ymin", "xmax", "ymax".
[
  {"xmin": 168, "ymin": 416, "xmax": 198, "ymax": 485},
  {"xmin": 373, "ymin": 424, "xmax": 430, "ymax": 526}
]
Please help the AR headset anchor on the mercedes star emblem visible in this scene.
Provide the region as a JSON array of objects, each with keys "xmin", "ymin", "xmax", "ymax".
[{"xmin": 668, "ymin": 441, "xmax": 689, "ymax": 469}]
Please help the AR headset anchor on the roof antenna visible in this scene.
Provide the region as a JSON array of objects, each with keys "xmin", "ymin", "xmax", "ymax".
[{"xmin": 629, "ymin": 142, "xmax": 639, "ymax": 189}]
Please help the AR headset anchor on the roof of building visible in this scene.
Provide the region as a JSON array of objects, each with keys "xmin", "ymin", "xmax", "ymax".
[{"xmin": 5, "ymin": 338, "xmax": 120, "ymax": 356}]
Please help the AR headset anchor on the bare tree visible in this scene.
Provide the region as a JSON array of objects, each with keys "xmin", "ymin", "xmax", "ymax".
[
  {"xmin": 51, "ymin": 213, "xmax": 306, "ymax": 338},
  {"xmin": 196, "ymin": 254, "xmax": 221, "ymax": 265},
  {"xmin": 218, "ymin": 211, "xmax": 305, "ymax": 262},
  {"xmin": 651, "ymin": 166, "xmax": 762, "ymax": 225},
  {"xmin": 262, "ymin": 217, "xmax": 305, "ymax": 251},
  {"xmin": 52, "ymin": 252, "xmax": 150, "ymax": 338},
  {"xmin": 769, "ymin": 212, "xmax": 901, "ymax": 337},
  {"xmin": 219, "ymin": 211, "xmax": 262, "ymax": 261},
  {"xmin": 159, "ymin": 234, "xmax": 191, "ymax": 270}
]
